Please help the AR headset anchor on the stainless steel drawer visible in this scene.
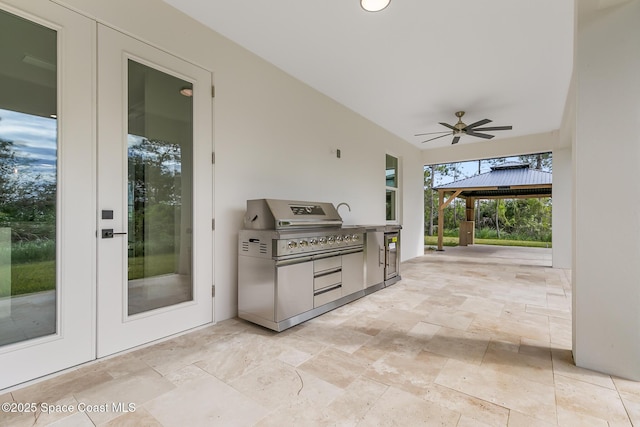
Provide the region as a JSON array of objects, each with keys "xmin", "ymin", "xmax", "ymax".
[
  {"xmin": 314, "ymin": 256, "xmax": 341, "ymax": 273},
  {"xmin": 314, "ymin": 271, "xmax": 341, "ymax": 291},
  {"xmin": 314, "ymin": 285, "xmax": 342, "ymax": 307}
]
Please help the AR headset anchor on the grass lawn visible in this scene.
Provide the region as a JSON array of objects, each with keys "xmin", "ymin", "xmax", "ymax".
[
  {"xmin": 424, "ymin": 235, "xmax": 552, "ymax": 249},
  {"xmin": 424, "ymin": 236, "xmax": 459, "ymax": 247},
  {"xmin": 10, "ymin": 260, "xmax": 56, "ymax": 296},
  {"xmin": 7, "ymin": 253, "xmax": 177, "ymax": 296},
  {"xmin": 128, "ymin": 253, "xmax": 176, "ymax": 280}
]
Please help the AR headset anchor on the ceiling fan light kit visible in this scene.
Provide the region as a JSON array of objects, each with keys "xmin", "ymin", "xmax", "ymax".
[
  {"xmin": 360, "ymin": 0, "xmax": 391, "ymax": 12},
  {"xmin": 415, "ymin": 111, "xmax": 513, "ymax": 145}
]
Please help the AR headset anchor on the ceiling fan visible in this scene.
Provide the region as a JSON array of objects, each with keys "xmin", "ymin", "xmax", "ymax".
[{"xmin": 415, "ymin": 111, "xmax": 512, "ymax": 144}]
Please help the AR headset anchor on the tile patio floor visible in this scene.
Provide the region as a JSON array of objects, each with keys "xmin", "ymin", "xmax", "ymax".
[{"xmin": 2, "ymin": 245, "xmax": 639, "ymax": 426}]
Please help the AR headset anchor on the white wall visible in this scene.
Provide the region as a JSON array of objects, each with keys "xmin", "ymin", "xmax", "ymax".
[
  {"xmin": 574, "ymin": 0, "xmax": 640, "ymax": 380},
  {"xmin": 53, "ymin": 0, "xmax": 424, "ymax": 321},
  {"xmin": 552, "ymin": 148, "xmax": 572, "ymax": 269},
  {"xmin": 421, "ymin": 131, "xmax": 558, "ymax": 166},
  {"xmin": 552, "ymin": 67, "xmax": 576, "ymax": 270}
]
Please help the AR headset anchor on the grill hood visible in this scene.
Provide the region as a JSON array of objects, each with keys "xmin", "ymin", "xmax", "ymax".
[{"xmin": 243, "ymin": 199, "xmax": 342, "ymax": 230}]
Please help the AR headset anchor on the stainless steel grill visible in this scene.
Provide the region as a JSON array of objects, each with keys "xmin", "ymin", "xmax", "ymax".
[{"xmin": 238, "ymin": 199, "xmax": 365, "ymax": 331}]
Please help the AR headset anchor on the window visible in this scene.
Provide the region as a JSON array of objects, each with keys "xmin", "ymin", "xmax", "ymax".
[{"xmin": 385, "ymin": 154, "xmax": 399, "ymax": 222}]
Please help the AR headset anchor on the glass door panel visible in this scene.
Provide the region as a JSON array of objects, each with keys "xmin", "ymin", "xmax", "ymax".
[
  {"xmin": 127, "ymin": 60, "xmax": 194, "ymax": 315},
  {"xmin": 0, "ymin": 8, "xmax": 58, "ymax": 347}
]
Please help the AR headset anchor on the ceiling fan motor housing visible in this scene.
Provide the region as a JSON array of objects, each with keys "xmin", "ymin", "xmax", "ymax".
[{"xmin": 454, "ymin": 111, "xmax": 466, "ymax": 133}]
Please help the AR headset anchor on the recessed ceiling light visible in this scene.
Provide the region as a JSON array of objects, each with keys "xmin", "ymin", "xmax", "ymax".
[
  {"xmin": 361, "ymin": 0, "xmax": 391, "ymax": 12},
  {"xmin": 179, "ymin": 87, "xmax": 193, "ymax": 97}
]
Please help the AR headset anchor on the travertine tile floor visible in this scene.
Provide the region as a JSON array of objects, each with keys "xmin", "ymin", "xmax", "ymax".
[{"xmin": 2, "ymin": 245, "xmax": 640, "ymax": 426}]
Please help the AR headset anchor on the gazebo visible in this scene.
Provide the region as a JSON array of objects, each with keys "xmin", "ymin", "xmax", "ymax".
[{"xmin": 432, "ymin": 162, "xmax": 552, "ymax": 251}]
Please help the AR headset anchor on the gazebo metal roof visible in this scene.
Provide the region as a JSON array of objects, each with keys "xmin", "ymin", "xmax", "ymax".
[{"xmin": 433, "ymin": 162, "xmax": 552, "ymax": 199}]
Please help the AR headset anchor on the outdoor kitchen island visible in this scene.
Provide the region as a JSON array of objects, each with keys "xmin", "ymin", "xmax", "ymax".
[{"xmin": 237, "ymin": 199, "xmax": 400, "ymax": 332}]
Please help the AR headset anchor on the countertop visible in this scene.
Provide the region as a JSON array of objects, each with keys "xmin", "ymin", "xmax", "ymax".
[{"xmin": 342, "ymin": 224, "xmax": 402, "ymax": 232}]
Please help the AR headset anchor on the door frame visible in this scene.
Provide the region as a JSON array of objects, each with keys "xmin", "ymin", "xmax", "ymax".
[{"xmin": 96, "ymin": 24, "xmax": 214, "ymax": 358}]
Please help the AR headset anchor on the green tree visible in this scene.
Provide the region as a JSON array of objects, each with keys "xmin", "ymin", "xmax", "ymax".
[
  {"xmin": 518, "ymin": 152, "xmax": 552, "ymax": 171},
  {"xmin": 128, "ymin": 138, "xmax": 183, "ymax": 256},
  {"xmin": 424, "ymin": 163, "xmax": 464, "ymax": 236},
  {"xmin": 0, "ymin": 139, "xmax": 16, "ymax": 207},
  {"xmin": 0, "ymin": 138, "xmax": 56, "ymax": 242}
]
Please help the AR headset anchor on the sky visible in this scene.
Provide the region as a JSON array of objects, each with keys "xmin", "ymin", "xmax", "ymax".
[
  {"xmin": 0, "ymin": 108, "xmax": 57, "ymax": 182},
  {"xmin": 428, "ymin": 157, "xmax": 522, "ymax": 187},
  {"xmin": 0, "ymin": 108, "xmax": 183, "ymax": 189}
]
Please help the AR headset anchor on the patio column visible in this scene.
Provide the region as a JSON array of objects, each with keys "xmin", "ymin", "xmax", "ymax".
[{"xmin": 574, "ymin": 0, "xmax": 640, "ymax": 380}]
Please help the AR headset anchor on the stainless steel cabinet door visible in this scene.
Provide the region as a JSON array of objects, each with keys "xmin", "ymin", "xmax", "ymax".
[
  {"xmin": 342, "ymin": 252, "xmax": 364, "ymax": 296},
  {"xmin": 276, "ymin": 262, "xmax": 313, "ymax": 321},
  {"xmin": 366, "ymin": 231, "xmax": 385, "ymax": 287}
]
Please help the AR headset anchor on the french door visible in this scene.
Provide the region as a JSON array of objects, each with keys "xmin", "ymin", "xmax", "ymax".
[
  {"xmin": 0, "ymin": 4, "xmax": 214, "ymax": 390},
  {"xmin": 0, "ymin": 0, "xmax": 95, "ymax": 389},
  {"xmin": 96, "ymin": 25, "xmax": 213, "ymax": 357}
]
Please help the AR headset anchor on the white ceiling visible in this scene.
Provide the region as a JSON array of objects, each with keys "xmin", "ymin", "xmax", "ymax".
[{"xmin": 162, "ymin": 0, "xmax": 575, "ymax": 150}]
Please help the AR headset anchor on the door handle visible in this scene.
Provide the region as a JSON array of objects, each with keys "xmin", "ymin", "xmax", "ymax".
[{"xmin": 101, "ymin": 229, "xmax": 127, "ymax": 239}]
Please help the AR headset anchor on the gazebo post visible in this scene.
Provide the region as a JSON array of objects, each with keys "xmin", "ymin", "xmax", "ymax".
[
  {"xmin": 437, "ymin": 189, "xmax": 462, "ymax": 251},
  {"xmin": 437, "ymin": 190, "xmax": 445, "ymax": 251},
  {"xmin": 465, "ymin": 197, "xmax": 475, "ymax": 245}
]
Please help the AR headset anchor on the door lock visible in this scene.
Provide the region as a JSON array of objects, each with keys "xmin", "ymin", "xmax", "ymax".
[{"xmin": 101, "ymin": 229, "xmax": 127, "ymax": 239}]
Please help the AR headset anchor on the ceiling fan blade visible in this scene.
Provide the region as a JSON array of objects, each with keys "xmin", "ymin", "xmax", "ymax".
[
  {"xmin": 421, "ymin": 133, "xmax": 452, "ymax": 143},
  {"xmin": 439, "ymin": 122, "xmax": 457, "ymax": 131},
  {"xmin": 452, "ymin": 136, "xmax": 461, "ymax": 145},
  {"xmin": 464, "ymin": 119, "xmax": 492, "ymax": 129},
  {"xmin": 472, "ymin": 126, "xmax": 513, "ymax": 131},
  {"xmin": 465, "ymin": 131, "xmax": 495, "ymax": 139},
  {"xmin": 414, "ymin": 130, "xmax": 451, "ymax": 137}
]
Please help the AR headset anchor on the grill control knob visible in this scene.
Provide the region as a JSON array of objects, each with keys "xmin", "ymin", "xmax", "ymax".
[
  {"xmin": 344, "ymin": 235, "xmax": 351, "ymax": 242},
  {"xmin": 352, "ymin": 234, "xmax": 360, "ymax": 241},
  {"xmin": 310, "ymin": 238, "xmax": 318, "ymax": 246},
  {"xmin": 299, "ymin": 240, "xmax": 309, "ymax": 247},
  {"xmin": 336, "ymin": 235, "xmax": 344, "ymax": 243},
  {"xmin": 319, "ymin": 237, "xmax": 327, "ymax": 245},
  {"xmin": 327, "ymin": 236, "xmax": 335, "ymax": 244},
  {"xmin": 287, "ymin": 241, "xmax": 298, "ymax": 249}
]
